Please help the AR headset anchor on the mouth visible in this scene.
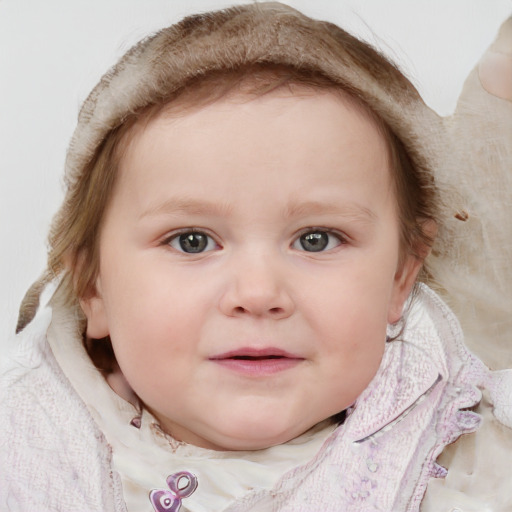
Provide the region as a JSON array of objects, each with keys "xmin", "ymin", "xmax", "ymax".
[{"xmin": 209, "ymin": 348, "xmax": 304, "ymax": 376}]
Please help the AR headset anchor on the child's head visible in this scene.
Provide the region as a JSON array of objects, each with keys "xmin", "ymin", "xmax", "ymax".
[{"xmin": 40, "ymin": 3, "xmax": 437, "ymax": 450}]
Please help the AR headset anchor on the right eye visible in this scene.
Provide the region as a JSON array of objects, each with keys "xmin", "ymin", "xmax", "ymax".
[
  {"xmin": 167, "ymin": 231, "xmax": 217, "ymax": 254},
  {"xmin": 292, "ymin": 229, "xmax": 345, "ymax": 253}
]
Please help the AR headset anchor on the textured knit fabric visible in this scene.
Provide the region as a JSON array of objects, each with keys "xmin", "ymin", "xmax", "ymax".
[
  {"xmin": 3, "ymin": 282, "xmax": 511, "ymax": 511},
  {"xmin": 0, "ymin": 283, "xmax": 126, "ymax": 512},
  {"xmin": 421, "ymin": 389, "xmax": 512, "ymax": 511}
]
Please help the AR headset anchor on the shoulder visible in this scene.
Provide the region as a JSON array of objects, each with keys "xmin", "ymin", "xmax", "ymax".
[
  {"xmin": 422, "ymin": 388, "xmax": 512, "ymax": 512},
  {"xmin": 414, "ymin": 286, "xmax": 512, "ymax": 511},
  {"xmin": 0, "ymin": 292, "xmax": 125, "ymax": 512}
]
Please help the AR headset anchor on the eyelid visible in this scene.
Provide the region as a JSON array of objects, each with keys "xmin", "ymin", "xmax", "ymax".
[
  {"xmin": 292, "ymin": 227, "xmax": 349, "ymax": 252},
  {"xmin": 161, "ymin": 228, "xmax": 222, "ymax": 252}
]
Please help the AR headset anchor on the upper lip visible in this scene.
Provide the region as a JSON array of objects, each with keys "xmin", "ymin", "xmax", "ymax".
[{"xmin": 209, "ymin": 347, "xmax": 303, "ymax": 360}]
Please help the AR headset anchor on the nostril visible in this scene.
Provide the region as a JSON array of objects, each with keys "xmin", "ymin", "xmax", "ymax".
[{"xmin": 232, "ymin": 306, "xmax": 284, "ymax": 316}]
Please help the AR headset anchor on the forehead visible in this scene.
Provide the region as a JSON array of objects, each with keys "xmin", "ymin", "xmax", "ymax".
[
  {"xmin": 121, "ymin": 85, "xmax": 391, "ymax": 173},
  {"xmin": 121, "ymin": 68, "xmax": 390, "ymax": 150},
  {"xmin": 111, "ymin": 89, "xmax": 394, "ymax": 222}
]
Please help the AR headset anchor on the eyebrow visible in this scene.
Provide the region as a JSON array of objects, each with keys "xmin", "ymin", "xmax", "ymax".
[
  {"xmin": 283, "ymin": 200, "xmax": 377, "ymax": 224},
  {"xmin": 139, "ymin": 197, "xmax": 377, "ymax": 224},
  {"xmin": 139, "ymin": 198, "xmax": 234, "ymax": 219}
]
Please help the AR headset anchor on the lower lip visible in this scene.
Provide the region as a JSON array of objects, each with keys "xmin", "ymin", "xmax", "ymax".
[{"xmin": 211, "ymin": 358, "xmax": 303, "ymax": 376}]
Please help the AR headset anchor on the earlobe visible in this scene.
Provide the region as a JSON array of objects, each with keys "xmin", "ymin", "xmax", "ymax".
[
  {"xmin": 388, "ymin": 219, "xmax": 437, "ymax": 323},
  {"xmin": 387, "ymin": 255, "xmax": 423, "ymax": 324},
  {"xmin": 80, "ymin": 280, "xmax": 110, "ymax": 339}
]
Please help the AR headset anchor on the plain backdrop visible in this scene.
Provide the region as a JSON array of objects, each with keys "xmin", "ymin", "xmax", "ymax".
[{"xmin": 1, "ymin": 0, "xmax": 511, "ymax": 348}]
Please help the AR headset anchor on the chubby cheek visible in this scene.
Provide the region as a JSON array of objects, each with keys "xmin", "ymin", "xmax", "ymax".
[
  {"xmin": 318, "ymin": 320, "xmax": 386, "ymax": 414},
  {"xmin": 107, "ymin": 310, "xmax": 195, "ymax": 403},
  {"xmin": 320, "ymin": 320, "xmax": 385, "ymax": 401},
  {"xmin": 99, "ymin": 264, "xmax": 208, "ymax": 393},
  {"xmin": 299, "ymin": 267, "xmax": 390, "ymax": 403},
  {"xmin": 303, "ymin": 265, "xmax": 393, "ymax": 344}
]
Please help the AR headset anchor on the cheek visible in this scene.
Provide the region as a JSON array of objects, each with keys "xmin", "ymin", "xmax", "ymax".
[
  {"xmin": 99, "ymin": 259, "xmax": 217, "ymax": 379},
  {"xmin": 107, "ymin": 293, "xmax": 196, "ymax": 353},
  {"xmin": 300, "ymin": 262, "xmax": 395, "ymax": 336},
  {"xmin": 102, "ymin": 252, "xmax": 206, "ymax": 322},
  {"xmin": 317, "ymin": 296, "xmax": 386, "ymax": 408},
  {"xmin": 106, "ymin": 301, "xmax": 194, "ymax": 397},
  {"xmin": 295, "ymin": 261, "xmax": 392, "ymax": 399}
]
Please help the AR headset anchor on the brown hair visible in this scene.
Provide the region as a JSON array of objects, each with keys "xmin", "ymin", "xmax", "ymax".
[{"xmin": 18, "ymin": 3, "xmax": 438, "ymax": 363}]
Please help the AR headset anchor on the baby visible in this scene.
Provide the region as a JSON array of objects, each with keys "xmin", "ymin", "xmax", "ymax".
[{"xmin": 2, "ymin": 3, "xmax": 511, "ymax": 512}]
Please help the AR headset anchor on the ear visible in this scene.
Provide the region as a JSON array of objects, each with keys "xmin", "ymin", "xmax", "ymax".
[
  {"xmin": 388, "ymin": 220, "xmax": 437, "ymax": 323},
  {"xmin": 67, "ymin": 248, "xmax": 110, "ymax": 339},
  {"xmin": 79, "ymin": 277, "xmax": 110, "ymax": 339},
  {"xmin": 387, "ymin": 255, "xmax": 423, "ymax": 323}
]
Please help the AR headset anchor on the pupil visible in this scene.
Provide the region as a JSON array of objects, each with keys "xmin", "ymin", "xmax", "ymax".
[
  {"xmin": 300, "ymin": 232, "xmax": 328, "ymax": 252},
  {"xmin": 179, "ymin": 233, "xmax": 207, "ymax": 253}
]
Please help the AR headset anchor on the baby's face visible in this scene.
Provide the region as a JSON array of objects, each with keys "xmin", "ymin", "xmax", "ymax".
[{"xmin": 83, "ymin": 89, "xmax": 420, "ymax": 450}]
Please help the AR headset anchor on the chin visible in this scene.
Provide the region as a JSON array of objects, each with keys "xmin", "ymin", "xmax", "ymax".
[
  {"xmin": 210, "ymin": 436, "xmax": 288, "ymax": 452},
  {"xmin": 206, "ymin": 421, "xmax": 313, "ymax": 452},
  {"xmin": 225, "ymin": 437, "xmax": 287, "ymax": 452}
]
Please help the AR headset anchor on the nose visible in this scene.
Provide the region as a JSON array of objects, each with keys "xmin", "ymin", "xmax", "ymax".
[{"xmin": 218, "ymin": 254, "xmax": 295, "ymax": 320}]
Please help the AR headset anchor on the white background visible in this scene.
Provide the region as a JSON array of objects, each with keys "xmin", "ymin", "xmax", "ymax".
[{"xmin": 1, "ymin": 0, "xmax": 511, "ymax": 345}]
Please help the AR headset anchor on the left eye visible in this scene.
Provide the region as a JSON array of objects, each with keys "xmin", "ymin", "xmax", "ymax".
[
  {"xmin": 292, "ymin": 230, "xmax": 343, "ymax": 252},
  {"xmin": 168, "ymin": 231, "xmax": 217, "ymax": 253}
]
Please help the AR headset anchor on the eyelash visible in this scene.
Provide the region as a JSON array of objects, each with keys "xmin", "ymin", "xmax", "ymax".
[
  {"xmin": 162, "ymin": 229, "xmax": 220, "ymax": 254},
  {"xmin": 161, "ymin": 228, "xmax": 348, "ymax": 254},
  {"xmin": 292, "ymin": 228, "xmax": 347, "ymax": 253}
]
